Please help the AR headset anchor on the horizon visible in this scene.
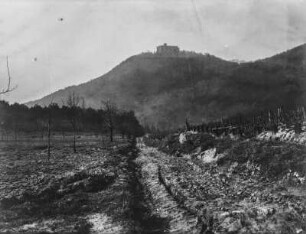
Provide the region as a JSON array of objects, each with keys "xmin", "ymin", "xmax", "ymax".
[{"xmin": 0, "ymin": 0, "xmax": 306, "ymax": 104}]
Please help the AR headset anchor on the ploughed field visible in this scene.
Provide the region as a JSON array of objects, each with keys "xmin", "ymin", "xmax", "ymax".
[
  {"xmin": 1, "ymin": 133, "xmax": 306, "ymax": 234},
  {"xmin": 0, "ymin": 138, "xmax": 153, "ymax": 234}
]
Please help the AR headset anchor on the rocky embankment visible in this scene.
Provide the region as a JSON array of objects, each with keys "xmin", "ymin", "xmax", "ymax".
[{"xmin": 140, "ymin": 133, "xmax": 306, "ymax": 234}]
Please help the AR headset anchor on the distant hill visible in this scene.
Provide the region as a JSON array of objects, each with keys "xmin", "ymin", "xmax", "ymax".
[{"xmin": 27, "ymin": 44, "xmax": 306, "ymax": 129}]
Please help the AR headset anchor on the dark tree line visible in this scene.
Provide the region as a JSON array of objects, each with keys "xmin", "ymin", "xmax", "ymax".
[{"xmin": 0, "ymin": 99, "xmax": 144, "ymax": 142}]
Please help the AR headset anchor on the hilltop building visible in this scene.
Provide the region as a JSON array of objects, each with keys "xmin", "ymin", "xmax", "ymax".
[{"xmin": 156, "ymin": 43, "xmax": 180, "ymax": 57}]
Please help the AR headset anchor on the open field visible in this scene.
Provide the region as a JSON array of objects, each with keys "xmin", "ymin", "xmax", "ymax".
[
  {"xmin": 1, "ymin": 133, "xmax": 306, "ymax": 234},
  {"xmin": 0, "ymin": 137, "xmax": 164, "ymax": 234}
]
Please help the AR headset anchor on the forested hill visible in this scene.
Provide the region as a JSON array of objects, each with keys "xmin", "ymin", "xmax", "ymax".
[{"xmin": 27, "ymin": 44, "xmax": 306, "ymax": 129}]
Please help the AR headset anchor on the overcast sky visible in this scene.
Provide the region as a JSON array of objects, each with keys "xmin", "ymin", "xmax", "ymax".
[{"xmin": 0, "ymin": 0, "xmax": 306, "ymax": 103}]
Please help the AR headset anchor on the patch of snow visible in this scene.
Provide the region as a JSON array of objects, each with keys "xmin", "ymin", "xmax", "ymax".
[
  {"xmin": 179, "ymin": 133, "xmax": 187, "ymax": 144},
  {"xmin": 186, "ymin": 130, "xmax": 198, "ymax": 134},
  {"xmin": 20, "ymin": 223, "xmax": 38, "ymax": 230},
  {"xmin": 229, "ymin": 133, "xmax": 239, "ymax": 140},
  {"xmin": 87, "ymin": 213, "xmax": 123, "ymax": 233},
  {"xmin": 198, "ymin": 148, "xmax": 217, "ymax": 163},
  {"xmin": 296, "ymin": 228, "xmax": 303, "ymax": 234},
  {"xmin": 255, "ymin": 206, "xmax": 275, "ymax": 217},
  {"xmin": 257, "ymin": 127, "xmax": 306, "ymax": 145},
  {"xmin": 182, "ymin": 154, "xmax": 191, "ymax": 159}
]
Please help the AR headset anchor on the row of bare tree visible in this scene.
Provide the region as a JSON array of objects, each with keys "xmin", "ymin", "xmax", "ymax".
[
  {"xmin": 63, "ymin": 92, "xmax": 118, "ymax": 153},
  {"xmin": 186, "ymin": 106, "xmax": 306, "ymax": 137},
  {"xmin": 0, "ymin": 94, "xmax": 144, "ymax": 158}
]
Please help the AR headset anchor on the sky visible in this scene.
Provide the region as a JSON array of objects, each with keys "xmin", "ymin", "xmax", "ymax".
[{"xmin": 0, "ymin": 0, "xmax": 306, "ymax": 103}]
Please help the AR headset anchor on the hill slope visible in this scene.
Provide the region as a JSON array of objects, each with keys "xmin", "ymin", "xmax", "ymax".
[{"xmin": 27, "ymin": 45, "xmax": 306, "ymax": 129}]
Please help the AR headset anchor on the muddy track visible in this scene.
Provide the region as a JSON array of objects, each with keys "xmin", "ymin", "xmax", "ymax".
[
  {"xmin": 125, "ymin": 142, "xmax": 170, "ymax": 233},
  {"xmin": 87, "ymin": 141, "xmax": 171, "ymax": 234},
  {"xmin": 113, "ymin": 140, "xmax": 204, "ymax": 233},
  {"xmin": 135, "ymin": 143, "xmax": 206, "ymax": 234}
]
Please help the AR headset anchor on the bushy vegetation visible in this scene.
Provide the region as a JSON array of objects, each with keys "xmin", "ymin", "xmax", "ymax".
[
  {"xmin": 145, "ymin": 129, "xmax": 306, "ymax": 180},
  {"xmin": 217, "ymin": 139, "xmax": 306, "ymax": 179}
]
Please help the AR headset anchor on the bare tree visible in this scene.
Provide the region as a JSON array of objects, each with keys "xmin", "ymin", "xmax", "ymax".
[
  {"xmin": 1, "ymin": 57, "xmax": 16, "ymax": 95},
  {"xmin": 47, "ymin": 108, "xmax": 52, "ymax": 159},
  {"xmin": 101, "ymin": 99, "xmax": 117, "ymax": 142},
  {"xmin": 32, "ymin": 101, "xmax": 53, "ymax": 160},
  {"xmin": 66, "ymin": 92, "xmax": 81, "ymax": 153},
  {"xmin": 46, "ymin": 100, "xmax": 56, "ymax": 160}
]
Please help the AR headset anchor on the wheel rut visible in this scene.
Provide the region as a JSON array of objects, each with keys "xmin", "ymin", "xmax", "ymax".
[{"xmin": 135, "ymin": 143, "xmax": 205, "ymax": 234}]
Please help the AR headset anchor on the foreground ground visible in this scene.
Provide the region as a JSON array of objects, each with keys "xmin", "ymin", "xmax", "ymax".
[
  {"xmin": 0, "ymin": 134, "xmax": 306, "ymax": 233},
  {"xmin": 141, "ymin": 132, "xmax": 306, "ymax": 233},
  {"xmin": 0, "ymin": 139, "xmax": 169, "ymax": 234}
]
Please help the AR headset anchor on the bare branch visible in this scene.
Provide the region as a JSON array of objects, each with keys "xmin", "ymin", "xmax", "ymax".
[
  {"xmin": 65, "ymin": 92, "xmax": 82, "ymax": 152},
  {"xmin": 67, "ymin": 91, "xmax": 80, "ymax": 108},
  {"xmin": 101, "ymin": 99, "xmax": 117, "ymax": 142},
  {"xmin": 1, "ymin": 56, "xmax": 16, "ymax": 95}
]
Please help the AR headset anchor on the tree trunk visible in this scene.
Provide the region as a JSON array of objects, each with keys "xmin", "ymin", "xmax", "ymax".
[
  {"xmin": 73, "ymin": 131, "xmax": 76, "ymax": 153},
  {"xmin": 47, "ymin": 119, "xmax": 51, "ymax": 160},
  {"xmin": 110, "ymin": 127, "xmax": 113, "ymax": 142}
]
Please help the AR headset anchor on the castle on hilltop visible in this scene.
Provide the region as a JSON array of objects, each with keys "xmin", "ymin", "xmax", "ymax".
[{"xmin": 156, "ymin": 43, "xmax": 180, "ymax": 57}]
